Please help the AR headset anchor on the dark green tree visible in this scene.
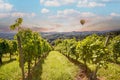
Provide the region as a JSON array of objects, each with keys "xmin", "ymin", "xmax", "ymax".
[{"xmin": 0, "ymin": 39, "xmax": 9, "ymax": 64}]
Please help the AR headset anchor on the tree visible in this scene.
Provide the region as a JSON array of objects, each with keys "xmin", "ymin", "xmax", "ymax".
[
  {"xmin": 64, "ymin": 39, "xmax": 78, "ymax": 59},
  {"xmin": 0, "ymin": 39, "xmax": 9, "ymax": 64},
  {"xmin": 104, "ymin": 30, "xmax": 120, "ymax": 47},
  {"xmin": 10, "ymin": 18, "xmax": 52, "ymax": 80},
  {"xmin": 7, "ymin": 40, "xmax": 17, "ymax": 60},
  {"xmin": 32, "ymin": 32, "xmax": 41, "ymax": 65},
  {"xmin": 76, "ymin": 34, "xmax": 109, "ymax": 80},
  {"xmin": 10, "ymin": 18, "xmax": 25, "ymax": 80},
  {"xmin": 76, "ymin": 36, "xmax": 93, "ymax": 72},
  {"xmin": 19, "ymin": 29, "xmax": 52, "ymax": 80},
  {"xmin": 54, "ymin": 38, "xmax": 78, "ymax": 59},
  {"xmin": 111, "ymin": 35, "xmax": 120, "ymax": 63},
  {"xmin": 20, "ymin": 29, "xmax": 34, "ymax": 80}
]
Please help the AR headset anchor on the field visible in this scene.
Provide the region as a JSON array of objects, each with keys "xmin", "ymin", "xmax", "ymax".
[
  {"xmin": 98, "ymin": 63, "xmax": 120, "ymax": 80},
  {"xmin": 0, "ymin": 51, "xmax": 120, "ymax": 80},
  {"xmin": 0, "ymin": 0, "xmax": 120, "ymax": 80},
  {"xmin": 0, "ymin": 51, "xmax": 79, "ymax": 80},
  {"xmin": 0, "ymin": 54, "xmax": 21, "ymax": 80}
]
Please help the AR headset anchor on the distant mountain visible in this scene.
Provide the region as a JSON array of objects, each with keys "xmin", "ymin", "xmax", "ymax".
[
  {"xmin": 0, "ymin": 32, "xmax": 15, "ymax": 40},
  {"xmin": 0, "ymin": 30, "xmax": 120, "ymax": 42},
  {"xmin": 41, "ymin": 31, "xmax": 107, "ymax": 42}
]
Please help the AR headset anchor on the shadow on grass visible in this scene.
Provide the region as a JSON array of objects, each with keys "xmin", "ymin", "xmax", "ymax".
[
  {"xmin": 62, "ymin": 54, "xmax": 92, "ymax": 80},
  {"xmin": 107, "ymin": 59, "xmax": 120, "ymax": 66},
  {"xmin": 0, "ymin": 58, "xmax": 16, "ymax": 67},
  {"xmin": 25, "ymin": 53, "xmax": 48, "ymax": 80}
]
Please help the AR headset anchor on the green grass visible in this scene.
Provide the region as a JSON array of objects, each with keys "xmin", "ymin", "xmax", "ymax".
[
  {"xmin": 40, "ymin": 51, "xmax": 79, "ymax": 80},
  {"xmin": 0, "ymin": 54, "xmax": 21, "ymax": 80},
  {"xmin": 84, "ymin": 60, "xmax": 120, "ymax": 80},
  {"xmin": 97, "ymin": 63, "xmax": 120, "ymax": 80},
  {"xmin": 0, "ymin": 61, "xmax": 21, "ymax": 80},
  {"xmin": 1, "ymin": 52, "xmax": 120, "ymax": 80}
]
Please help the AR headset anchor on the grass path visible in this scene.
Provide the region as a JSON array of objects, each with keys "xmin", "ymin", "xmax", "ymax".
[
  {"xmin": 40, "ymin": 51, "xmax": 79, "ymax": 80},
  {"xmin": 0, "ymin": 61, "xmax": 21, "ymax": 80}
]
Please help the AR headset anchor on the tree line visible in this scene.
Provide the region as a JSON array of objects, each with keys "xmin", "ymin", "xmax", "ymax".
[{"xmin": 0, "ymin": 39, "xmax": 17, "ymax": 64}]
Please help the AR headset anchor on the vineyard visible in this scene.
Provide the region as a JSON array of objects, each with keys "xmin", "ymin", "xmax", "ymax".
[{"xmin": 0, "ymin": 18, "xmax": 120, "ymax": 80}]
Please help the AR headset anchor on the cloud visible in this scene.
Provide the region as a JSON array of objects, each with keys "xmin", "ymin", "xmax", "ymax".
[
  {"xmin": 102, "ymin": 0, "xmax": 111, "ymax": 2},
  {"xmin": 48, "ymin": 8, "xmax": 120, "ymax": 32},
  {"xmin": 40, "ymin": 0, "xmax": 44, "ymax": 3},
  {"xmin": 49, "ymin": 9, "xmax": 80, "ymax": 22},
  {"xmin": 0, "ymin": 0, "xmax": 13, "ymax": 11},
  {"xmin": 41, "ymin": 8, "xmax": 50, "ymax": 13},
  {"xmin": 11, "ymin": 12, "xmax": 36, "ymax": 17},
  {"xmin": 83, "ymin": 18, "xmax": 120, "ymax": 31},
  {"xmin": 23, "ymin": 23, "xmax": 55, "ymax": 32},
  {"xmin": 110, "ymin": 13, "xmax": 120, "ymax": 17},
  {"xmin": 47, "ymin": 9, "xmax": 99, "ymax": 32},
  {"xmin": 57, "ymin": 9, "xmax": 80, "ymax": 16},
  {"xmin": 11, "ymin": 12, "xmax": 27, "ymax": 17},
  {"xmin": 50, "ymin": 9, "xmax": 96, "ymax": 21},
  {"xmin": 23, "ymin": 21, "xmax": 64, "ymax": 32},
  {"xmin": 101, "ymin": 0, "xmax": 119, "ymax": 3},
  {"xmin": 31, "ymin": 13, "xmax": 36, "ymax": 17},
  {"xmin": 30, "ymin": 26, "xmax": 55, "ymax": 32},
  {"xmin": 44, "ymin": 0, "xmax": 60, "ymax": 7},
  {"xmin": 40, "ymin": 0, "xmax": 75, "ymax": 7},
  {"xmin": 77, "ymin": 0, "xmax": 105, "ymax": 8},
  {"xmin": 0, "ymin": 13, "xmax": 10, "ymax": 18},
  {"xmin": 62, "ymin": 0, "xmax": 75, "ymax": 4},
  {"xmin": 0, "ymin": 12, "xmax": 36, "ymax": 18}
]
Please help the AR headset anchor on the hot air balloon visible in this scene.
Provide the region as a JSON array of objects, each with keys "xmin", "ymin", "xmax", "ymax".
[{"xmin": 80, "ymin": 19, "xmax": 85, "ymax": 25}]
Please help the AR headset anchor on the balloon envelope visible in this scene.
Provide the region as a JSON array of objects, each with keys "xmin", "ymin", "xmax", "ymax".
[{"xmin": 80, "ymin": 20, "xmax": 85, "ymax": 25}]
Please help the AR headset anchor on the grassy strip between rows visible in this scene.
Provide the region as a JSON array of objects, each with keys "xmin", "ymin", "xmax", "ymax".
[
  {"xmin": 0, "ymin": 61, "xmax": 21, "ymax": 80},
  {"xmin": 40, "ymin": 51, "xmax": 79, "ymax": 80},
  {"xmin": 97, "ymin": 63, "xmax": 120, "ymax": 80}
]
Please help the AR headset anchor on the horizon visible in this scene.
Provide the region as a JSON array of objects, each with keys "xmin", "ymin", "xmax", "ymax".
[
  {"xmin": 0, "ymin": 0, "xmax": 120, "ymax": 32},
  {"xmin": 0, "ymin": 29, "xmax": 119, "ymax": 33}
]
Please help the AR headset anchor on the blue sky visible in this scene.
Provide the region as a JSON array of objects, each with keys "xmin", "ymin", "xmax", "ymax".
[{"xmin": 0, "ymin": 0, "xmax": 120, "ymax": 32}]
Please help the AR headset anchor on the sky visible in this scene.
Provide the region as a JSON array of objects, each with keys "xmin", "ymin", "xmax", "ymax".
[{"xmin": 0, "ymin": 0, "xmax": 120, "ymax": 32}]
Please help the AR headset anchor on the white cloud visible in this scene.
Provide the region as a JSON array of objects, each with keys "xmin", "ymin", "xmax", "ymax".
[
  {"xmin": 41, "ymin": 8, "xmax": 50, "ymax": 13},
  {"xmin": 102, "ymin": 0, "xmax": 110, "ymax": 2},
  {"xmin": 80, "ymin": 12, "xmax": 96, "ymax": 17},
  {"xmin": 77, "ymin": 0, "xmax": 105, "ymax": 8},
  {"xmin": 50, "ymin": 9, "xmax": 96, "ymax": 19},
  {"xmin": 11, "ymin": 12, "xmax": 26, "ymax": 17},
  {"xmin": 40, "ymin": 0, "xmax": 44, "ymax": 3},
  {"xmin": 57, "ymin": 9, "xmax": 80, "ymax": 16},
  {"xmin": 0, "ymin": 12, "xmax": 36, "ymax": 18},
  {"xmin": 0, "ymin": 0, "xmax": 35, "ymax": 18},
  {"xmin": 11, "ymin": 12, "xmax": 36, "ymax": 17},
  {"xmin": 110, "ymin": 13, "xmax": 120, "ymax": 17},
  {"xmin": 49, "ymin": 9, "xmax": 97, "ymax": 29},
  {"xmin": 44, "ymin": 0, "xmax": 60, "ymax": 7},
  {"xmin": 31, "ymin": 13, "xmax": 36, "ymax": 17},
  {"xmin": 0, "ymin": 0, "xmax": 13, "ymax": 11},
  {"xmin": 49, "ymin": 9, "xmax": 80, "ymax": 20},
  {"xmin": 88, "ymin": 2, "xmax": 105, "ymax": 7},
  {"xmin": 40, "ymin": 0, "xmax": 75, "ymax": 7},
  {"xmin": 63, "ymin": 0, "xmax": 75, "ymax": 4},
  {"xmin": 0, "ymin": 13, "xmax": 10, "ymax": 18}
]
